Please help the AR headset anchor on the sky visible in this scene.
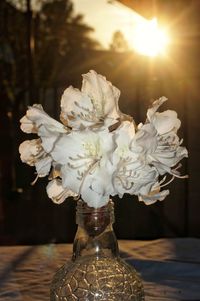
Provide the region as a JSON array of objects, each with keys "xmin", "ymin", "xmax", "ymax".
[
  {"xmin": 10, "ymin": 0, "xmax": 146, "ymax": 49},
  {"xmin": 72, "ymin": 0, "xmax": 145, "ymax": 49}
]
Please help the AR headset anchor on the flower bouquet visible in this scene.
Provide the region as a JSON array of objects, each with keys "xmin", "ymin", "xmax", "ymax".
[{"xmin": 19, "ymin": 70, "xmax": 188, "ymax": 301}]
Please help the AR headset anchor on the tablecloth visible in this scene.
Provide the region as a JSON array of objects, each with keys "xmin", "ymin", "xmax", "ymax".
[{"xmin": 0, "ymin": 238, "xmax": 200, "ymax": 301}]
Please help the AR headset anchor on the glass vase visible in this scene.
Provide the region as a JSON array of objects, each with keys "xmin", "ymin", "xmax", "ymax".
[{"xmin": 50, "ymin": 200, "xmax": 145, "ymax": 301}]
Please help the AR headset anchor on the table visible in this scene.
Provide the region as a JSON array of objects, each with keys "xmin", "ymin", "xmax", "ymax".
[{"xmin": 0, "ymin": 238, "xmax": 200, "ymax": 300}]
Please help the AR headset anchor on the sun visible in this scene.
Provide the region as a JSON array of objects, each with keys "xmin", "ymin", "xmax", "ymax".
[{"xmin": 132, "ymin": 18, "xmax": 170, "ymax": 57}]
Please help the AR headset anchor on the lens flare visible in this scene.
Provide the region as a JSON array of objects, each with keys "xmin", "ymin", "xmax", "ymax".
[{"xmin": 132, "ymin": 18, "xmax": 170, "ymax": 57}]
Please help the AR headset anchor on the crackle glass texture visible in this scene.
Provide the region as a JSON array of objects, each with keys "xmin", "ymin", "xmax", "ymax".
[{"xmin": 50, "ymin": 201, "xmax": 145, "ymax": 301}]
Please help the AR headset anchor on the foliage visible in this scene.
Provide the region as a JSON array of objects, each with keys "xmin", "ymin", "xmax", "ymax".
[
  {"xmin": 0, "ymin": 0, "xmax": 98, "ymax": 108},
  {"xmin": 36, "ymin": 0, "xmax": 99, "ymax": 87},
  {"xmin": 0, "ymin": 0, "xmax": 98, "ymax": 193},
  {"xmin": 110, "ymin": 30, "xmax": 129, "ymax": 52}
]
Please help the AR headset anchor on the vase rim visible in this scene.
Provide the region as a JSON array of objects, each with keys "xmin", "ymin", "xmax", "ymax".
[{"xmin": 76, "ymin": 199, "xmax": 114, "ymax": 214}]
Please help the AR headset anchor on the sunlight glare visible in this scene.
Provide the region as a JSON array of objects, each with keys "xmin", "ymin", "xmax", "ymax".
[{"xmin": 132, "ymin": 18, "xmax": 170, "ymax": 57}]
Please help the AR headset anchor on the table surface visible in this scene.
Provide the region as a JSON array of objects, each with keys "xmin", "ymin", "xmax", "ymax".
[{"xmin": 0, "ymin": 238, "xmax": 200, "ymax": 301}]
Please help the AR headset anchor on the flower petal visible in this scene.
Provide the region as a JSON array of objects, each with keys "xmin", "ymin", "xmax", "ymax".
[
  {"xmin": 139, "ymin": 188, "xmax": 169, "ymax": 205},
  {"xmin": 131, "ymin": 123, "xmax": 157, "ymax": 155},
  {"xmin": 19, "ymin": 139, "xmax": 42, "ymax": 166},
  {"xmin": 147, "ymin": 97, "xmax": 181, "ymax": 135},
  {"xmin": 21, "ymin": 104, "xmax": 68, "ymax": 134},
  {"xmin": 147, "ymin": 96, "xmax": 167, "ymax": 121},
  {"xmin": 82, "ymin": 70, "xmax": 121, "ymax": 126},
  {"xmin": 20, "ymin": 116, "xmax": 37, "ymax": 134},
  {"xmin": 60, "ymin": 86, "xmax": 96, "ymax": 129},
  {"xmin": 46, "ymin": 179, "xmax": 77, "ymax": 204},
  {"xmin": 80, "ymin": 166, "xmax": 113, "ymax": 208},
  {"xmin": 113, "ymin": 157, "xmax": 158, "ymax": 197},
  {"xmin": 35, "ymin": 156, "xmax": 52, "ymax": 177},
  {"xmin": 152, "ymin": 110, "xmax": 181, "ymax": 135},
  {"xmin": 51, "ymin": 129, "xmax": 115, "ymax": 208},
  {"xmin": 19, "ymin": 139, "xmax": 52, "ymax": 177}
]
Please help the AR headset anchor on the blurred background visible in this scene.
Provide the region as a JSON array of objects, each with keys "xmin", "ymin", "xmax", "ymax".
[{"xmin": 0, "ymin": 0, "xmax": 199, "ymax": 245}]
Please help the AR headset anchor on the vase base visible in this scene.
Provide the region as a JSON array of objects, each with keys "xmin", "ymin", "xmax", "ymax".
[{"xmin": 50, "ymin": 255, "xmax": 145, "ymax": 301}]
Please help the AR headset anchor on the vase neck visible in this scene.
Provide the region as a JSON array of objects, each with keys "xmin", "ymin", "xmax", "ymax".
[{"xmin": 72, "ymin": 200, "xmax": 119, "ymax": 261}]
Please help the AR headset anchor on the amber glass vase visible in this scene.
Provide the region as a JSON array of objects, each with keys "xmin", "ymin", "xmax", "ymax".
[{"xmin": 50, "ymin": 200, "xmax": 145, "ymax": 301}]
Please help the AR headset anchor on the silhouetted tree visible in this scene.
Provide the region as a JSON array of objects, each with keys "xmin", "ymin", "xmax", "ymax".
[
  {"xmin": 0, "ymin": 0, "xmax": 98, "ymax": 199},
  {"xmin": 110, "ymin": 30, "xmax": 129, "ymax": 52},
  {"xmin": 36, "ymin": 0, "xmax": 98, "ymax": 87}
]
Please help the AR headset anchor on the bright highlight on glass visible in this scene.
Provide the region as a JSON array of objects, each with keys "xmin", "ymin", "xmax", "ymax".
[{"xmin": 132, "ymin": 18, "xmax": 170, "ymax": 57}]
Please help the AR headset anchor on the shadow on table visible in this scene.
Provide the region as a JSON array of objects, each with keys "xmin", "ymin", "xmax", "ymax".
[
  {"xmin": 0, "ymin": 246, "xmax": 36, "ymax": 286},
  {"xmin": 120, "ymin": 238, "xmax": 200, "ymax": 300}
]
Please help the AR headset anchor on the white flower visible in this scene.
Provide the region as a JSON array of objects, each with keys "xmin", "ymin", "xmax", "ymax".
[
  {"xmin": 60, "ymin": 70, "xmax": 121, "ymax": 129},
  {"xmin": 111, "ymin": 121, "xmax": 159, "ymax": 198},
  {"xmin": 60, "ymin": 86, "xmax": 95, "ymax": 128},
  {"xmin": 138, "ymin": 183, "xmax": 170, "ymax": 205},
  {"xmin": 113, "ymin": 121, "xmax": 136, "ymax": 158},
  {"xmin": 113, "ymin": 159, "xmax": 159, "ymax": 198},
  {"xmin": 19, "ymin": 139, "xmax": 52, "ymax": 177},
  {"xmin": 147, "ymin": 97, "xmax": 181, "ymax": 135},
  {"xmin": 20, "ymin": 104, "xmax": 68, "ymax": 135},
  {"xmin": 147, "ymin": 96, "xmax": 167, "ymax": 121},
  {"xmin": 46, "ymin": 179, "xmax": 77, "ymax": 204},
  {"xmin": 132, "ymin": 98, "xmax": 188, "ymax": 176},
  {"xmin": 20, "ymin": 115, "xmax": 37, "ymax": 134},
  {"xmin": 19, "ymin": 104, "xmax": 70, "ymax": 178},
  {"xmin": 50, "ymin": 128, "xmax": 115, "ymax": 207},
  {"xmin": 35, "ymin": 156, "xmax": 52, "ymax": 178},
  {"xmin": 19, "ymin": 139, "xmax": 41, "ymax": 166},
  {"xmin": 131, "ymin": 123, "xmax": 158, "ymax": 156},
  {"xmin": 79, "ymin": 160, "xmax": 115, "ymax": 208},
  {"xmin": 19, "ymin": 71, "xmax": 188, "ymax": 208},
  {"xmin": 150, "ymin": 134, "xmax": 188, "ymax": 175}
]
